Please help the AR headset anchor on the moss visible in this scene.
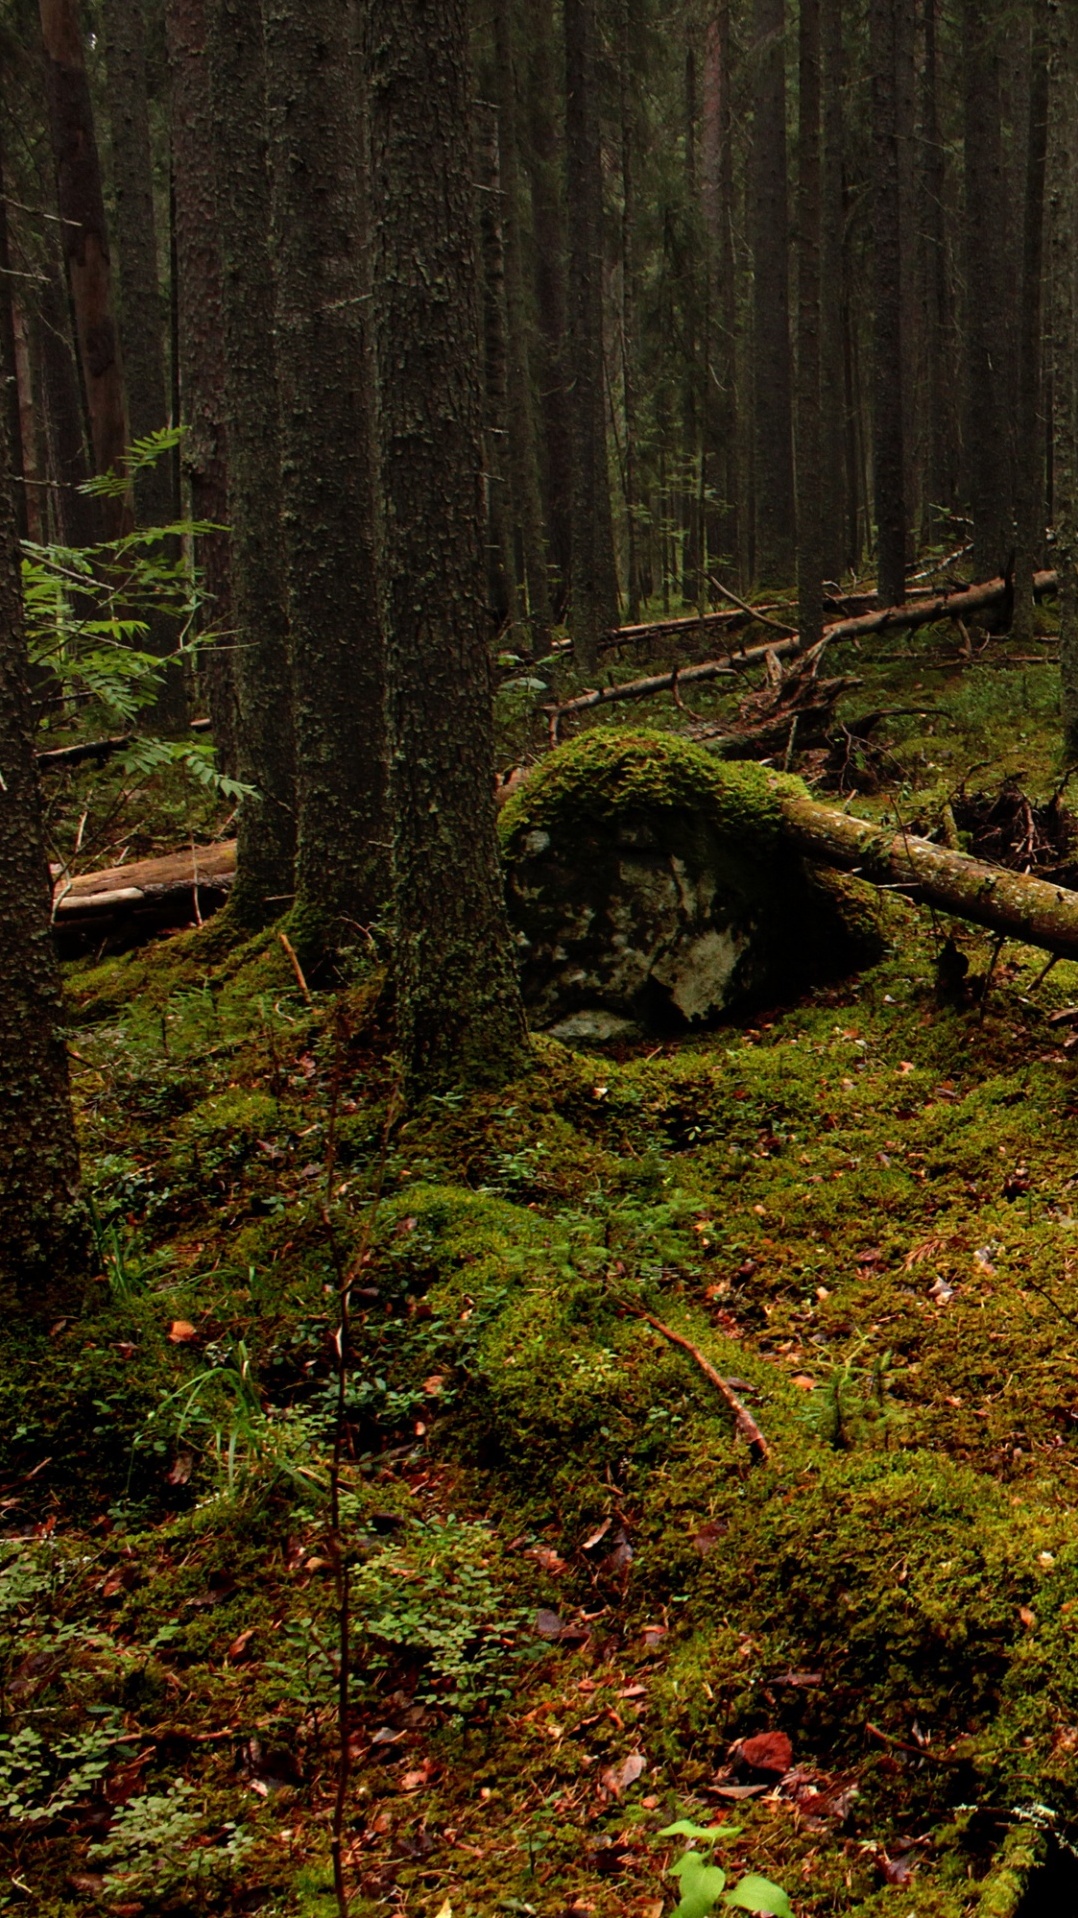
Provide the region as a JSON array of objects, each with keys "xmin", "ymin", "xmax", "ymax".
[{"xmin": 498, "ymin": 727, "xmax": 806, "ymax": 850}]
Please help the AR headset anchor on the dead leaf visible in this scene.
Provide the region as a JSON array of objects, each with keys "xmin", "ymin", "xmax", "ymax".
[
  {"xmin": 791, "ymin": 1373, "xmax": 817, "ymax": 1390},
  {"xmin": 534, "ymin": 1608, "xmax": 566, "ymax": 1640},
  {"xmin": 422, "ymin": 1375, "xmax": 446, "ymax": 1396},
  {"xmin": 401, "ymin": 1760, "xmax": 437, "ymax": 1791},
  {"xmin": 526, "ymin": 1544, "xmax": 570, "ymax": 1577},
  {"xmin": 167, "ymin": 1453, "xmax": 193, "ymax": 1486},
  {"xmin": 904, "ymin": 1238, "xmax": 944, "ymax": 1269},
  {"xmin": 738, "ymin": 1730, "xmax": 793, "ymax": 1774},
  {"xmin": 601, "ymin": 1751, "xmax": 646, "ymax": 1797},
  {"xmin": 1020, "ymin": 1605, "xmax": 1037, "ymax": 1629},
  {"xmin": 641, "ymin": 1624, "xmax": 667, "ymax": 1650},
  {"xmin": 226, "ymin": 1628, "xmax": 256, "ymax": 1664},
  {"xmin": 693, "ymin": 1521, "xmax": 724, "ymax": 1556},
  {"xmin": 168, "ymin": 1319, "xmax": 197, "ymax": 1343}
]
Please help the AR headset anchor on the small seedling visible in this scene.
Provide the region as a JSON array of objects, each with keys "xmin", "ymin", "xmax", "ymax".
[{"xmin": 657, "ymin": 1817, "xmax": 793, "ymax": 1918}]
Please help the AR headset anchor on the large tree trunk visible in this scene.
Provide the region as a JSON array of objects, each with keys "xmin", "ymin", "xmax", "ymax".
[
  {"xmin": 38, "ymin": 0, "xmax": 129, "ymax": 536},
  {"xmin": 265, "ymin": 0, "xmax": 387, "ymax": 960},
  {"xmin": 869, "ymin": 0, "xmax": 906, "ymax": 605},
  {"xmin": 920, "ymin": 0, "xmax": 959, "ymax": 541},
  {"xmin": 564, "ymin": 0, "xmax": 620, "ymax": 671},
  {"xmin": 368, "ymin": 0, "xmax": 529, "ymax": 1093},
  {"xmin": 0, "ymin": 277, "xmax": 87, "ymax": 1313},
  {"xmin": 492, "ymin": 0, "xmax": 552, "ymax": 653},
  {"xmin": 702, "ymin": 1, "xmax": 741, "ymax": 582},
  {"xmin": 525, "ymin": 0, "xmax": 573, "ymax": 616},
  {"xmin": 796, "ymin": 0, "xmax": 823, "ymax": 648},
  {"xmin": 749, "ymin": 0, "xmax": 796, "ymax": 586},
  {"xmin": 102, "ymin": 0, "xmax": 187, "ymax": 732},
  {"xmin": 166, "ymin": 0, "xmax": 236, "ymax": 768},
  {"xmin": 819, "ymin": 0, "xmax": 847, "ymax": 579},
  {"xmin": 208, "ymin": 0, "xmax": 296, "ymax": 929},
  {"xmin": 476, "ymin": 104, "xmax": 518, "ymax": 632}
]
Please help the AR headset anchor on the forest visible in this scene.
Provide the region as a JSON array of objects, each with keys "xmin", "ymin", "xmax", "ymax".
[{"xmin": 8, "ymin": 0, "xmax": 1078, "ymax": 1913}]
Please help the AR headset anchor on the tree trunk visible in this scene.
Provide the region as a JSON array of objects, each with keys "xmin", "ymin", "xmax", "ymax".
[
  {"xmin": 819, "ymin": 0, "xmax": 847, "ymax": 579},
  {"xmin": 0, "ymin": 123, "xmax": 27, "ymax": 542},
  {"xmin": 38, "ymin": 0, "xmax": 129, "ymax": 537},
  {"xmin": 0, "ymin": 276, "xmax": 87, "ymax": 1313},
  {"xmin": 618, "ymin": 0, "xmax": 641, "ymax": 623},
  {"xmin": 702, "ymin": 2, "xmax": 740, "ymax": 581},
  {"xmin": 1012, "ymin": 0, "xmax": 1050, "ymax": 642},
  {"xmin": 208, "ymin": 0, "xmax": 296, "ymax": 928},
  {"xmin": 1049, "ymin": 0, "xmax": 1078, "ymax": 760},
  {"xmin": 796, "ymin": 0, "xmax": 824, "ymax": 648},
  {"xmin": 368, "ymin": 0, "xmax": 529, "ymax": 1093},
  {"xmin": 264, "ymin": 0, "xmax": 387, "ymax": 960},
  {"xmin": 492, "ymin": 0, "xmax": 552, "ymax": 652},
  {"xmin": 869, "ymin": 0, "xmax": 906, "ymax": 605},
  {"xmin": 963, "ymin": 0, "xmax": 1013, "ymax": 581},
  {"xmin": 920, "ymin": 0, "xmax": 958, "ymax": 540},
  {"xmin": 749, "ymin": 0, "xmax": 796, "ymax": 585},
  {"xmin": 166, "ymin": 0, "xmax": 236, "ymax": 769},
  {"xmin": 564, "ymin": 0, "xmax": 620, "ymax": 671},
  {"xmin": 102, "ymin": 0, "xmax": 188, "ymax": 731},
  {"xmin": 525, "ymin": 0, "xmax": 573, "ymax": 616},
  {"xmin": 476, "ymin": 103, "xmax": 518, "ymax": 632}
]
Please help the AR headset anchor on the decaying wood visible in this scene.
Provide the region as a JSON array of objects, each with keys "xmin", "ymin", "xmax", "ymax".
[
  {"xmin": 778, "ymin": 789, "xmax": 1078, "ymax": 959},
  {"xmin": 52, "ymin": 839, "xmax": 236, "ymax": 955},
  {"xmin": 546, "ymin": 568, "xmax": 1060, "ymax": 735},
  {"xmin": 623, "ymin": 1303, "xmax": 771, "ymax": 1462}
]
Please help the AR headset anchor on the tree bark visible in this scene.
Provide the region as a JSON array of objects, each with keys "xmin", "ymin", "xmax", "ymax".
[
  {"xmin": 492, "ymin": 0, "xmax": 552, "ymax": 652},
  {"xmin": 208, "ymin": 0, "xmax": 296, "ymax": 928},
  {"xmin": 749, "ymin": 0, "xmax": 796, "ymax": 585},
  {"xmin": 102, "ymin": 0, "xmax": 188, "ymax": 732},
  {"xmin": 0, "ymin": 272, "xmax": 87, "ymax": 1313},
  {"xmin": 38, "ymin": 0, "xmax": 129, "ymax": 538},
  {"xmin": 1012, "ymin": 0, "xmax": 1050, "ymax": 643},
  {"xmin": 702, "ymin": 1, "xmax": 741, "ymax": 581},
  {"xmin": 368, "ymin": 0, "xmax": 529, "ymax": 1092},
  {"xmin": 963, "ymin": 0, "xmax": 1013, "ymax": 581},
  {"xmin": 870, "ymin": 0, "xmax": 906, "ymax": 605},
  {"xmin": 525, "ymin": 0, "xmax": 574, "ymax": 616},
  {"xmin": 796, "ymin": 0, "xmax": 824, "ymax": 648},
  {"xmin": 920, "ymin": 0, "xmax": 959, "ymax": 541},
  {"xmin": 166, "ymin": 0, "xmax": 237, "ymax": 768},
  {"xmin": 1049, "ymin": 0, "xmax": 1078, "ymax": 760},
  {"xmin": 264, "ymin": 0, "xmax": 387, "ymax": 959},
  {"xmin": 819, "ymin": 0, "xmax": 847, "ymax": 579},
  {"xmin": 476, "ymin": 103, "xmax": 518, "ymax": 632},
  {"xmin": 564, "ymin": 0, "xmax": 620, "ymax": 671}
]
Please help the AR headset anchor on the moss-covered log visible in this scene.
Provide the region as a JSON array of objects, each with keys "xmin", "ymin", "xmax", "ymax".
[{"xmin": 779, "ymin": 791, "xmax": 1078, "ymax": 958}]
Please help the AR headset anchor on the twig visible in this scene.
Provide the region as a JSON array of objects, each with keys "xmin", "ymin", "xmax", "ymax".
[
  {"xmin": 279, "ymin": 931, "xmax": 312, "ymax": 1003},
  {"xmin": 710, "ymin": 576, "xmax": 799, "ymax": 637},
  {"xmin": 865, "ymin": 1722, "xmax": 967, "ymax": 1766},
  {"xmin": 618, "ymin": 1301, "xmax": 771, "ymax": 1462}
]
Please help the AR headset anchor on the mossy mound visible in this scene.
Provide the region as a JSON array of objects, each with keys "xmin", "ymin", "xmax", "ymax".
[{"xmin": 499, "ymin": 730, "xmax": 882, "ymax": 1034}]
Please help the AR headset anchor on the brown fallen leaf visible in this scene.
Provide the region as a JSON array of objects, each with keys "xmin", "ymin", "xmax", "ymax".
[
  {"xmin": 791, "ymin": 1374, "xmax": 817, "ymax": 1390},
  {"xmin": 527, "ymin": 1544, "xmax": 570, "ymax": 1577},
  {"xmin": 226, "ymin": 1628, "xmax": 256, "ymax": 1664},
  {"xmin": 534, "ymin": 1608, "xmax": 566, "ymax": 1640},
  {"xmin": 581, "ymin": 1517, "xmax": 612, "ymax": 1551},
  {"xmin": 641, "ymin": 1624, "xmax": 667, "ymax": 1650},
  {"xmin": 167, "ymin": 1454, "xmax": 193, "ymax": 1487},
  {"xmin": 168, "ymin": 1319, "xmax": 198, "ymax": 1343},
  {"xmin": 693, "ymin": 1522, "xmax": 724, "ymax": 1556},
  {"xmin": 601, "ymin": 1751, "xmax": 646, "ymax": 1797},
  {"xmin": 738, "ymin": 1730, "xmax": 793, "ymax": 1774}
]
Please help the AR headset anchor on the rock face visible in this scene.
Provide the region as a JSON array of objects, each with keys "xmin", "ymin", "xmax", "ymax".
[{"xmin": 500, "ymin": 731, "xmax": 879, "ymax": 1036}]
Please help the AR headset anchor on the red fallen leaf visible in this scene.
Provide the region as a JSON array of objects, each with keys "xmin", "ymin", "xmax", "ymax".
[
  {"xmin": 168, "ymin": 1320, "xmax": 198, "ymax": 1344},
  {"xmin": 226, "ymin": 1628, "xmax": 256, "ymax": 1664},
  {"xmin": 601, "ymin": 1751, "xmax": 646, "ymax": 1797},
  {"xmin": 738, "ymin": 1730, "xmax": 793, "ymax": 1774},
  {"xmin": 527, "ymin": 1545, "xmax": 570, "ymax": 1577}
]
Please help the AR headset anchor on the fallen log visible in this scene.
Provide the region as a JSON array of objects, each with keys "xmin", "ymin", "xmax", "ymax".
[
  {"xmin": 778, "ymin": 791, "xmax": 1078, "ymax": 960},
  {"xmin": 52, "ymin": 840, "xmax": 236, "ymax": 956},
  {"xmin": 37, "ymin": 716, "xmax": 213, "ymax": 771},
  {"xmin": 545, "ymin": 568, "xmax": 1059, "ymax": 736}
]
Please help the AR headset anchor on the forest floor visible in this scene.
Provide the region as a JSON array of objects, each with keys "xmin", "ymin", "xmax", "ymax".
[{"xmin": 10, "ymin": 608, "xmax": 1078, "ymax": 1918}]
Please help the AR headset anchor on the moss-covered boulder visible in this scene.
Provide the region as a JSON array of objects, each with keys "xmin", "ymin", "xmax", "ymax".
[{"xmin": 499, "ymin": 731, "xmax": 880, "ymax": 1034}]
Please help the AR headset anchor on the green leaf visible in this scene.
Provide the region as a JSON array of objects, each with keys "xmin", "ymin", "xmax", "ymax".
[
  {"xmin": 660, "ymin": 1821, "xmax": 743, "ymax": 1843},
  {"xmin": 671, "ymin": 1858, "xmax": 727, "ymax": 1918},
  {"xmin": 724, "ymin": 1874, "xmax": 794, "ymax": 1918}
]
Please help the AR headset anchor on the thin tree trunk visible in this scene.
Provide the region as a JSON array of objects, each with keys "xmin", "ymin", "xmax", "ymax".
[
  {"xmin": 33, "ymin": 248, "xmax": 96, "ymax": 549},
  {"xmin": 564, "ymin": 0, "xmax": 620, "ymax": 670},
  {"xmin": 702, "ymin": 1, "xmax": 740, "ymax": 579},
  {"xmin": 619, "ymin": 0, "xmax": 640, "ymax": 623},
  {"xmin": 1049, "ymin": 0, "xmax": 1078, "ymax": 759},
  {"xmin": 102, "ymin": 0, "xmax": 187, "ymax": 731},
  {"xmin": 796, "ymin": 0, "xmax": 824, "ymax": 648},
  {"xmin": 264, "ymin": 0, "xmax": 387, "ymax": 959},
  {"xmin": 492, "ymin": 0, "xmax": 552, "ymax": 652},
  {"xmin": 208, "ymin": 0, "xmax": 296, "ymax": 928},
  {"xmin": 166, "ymin": 0, "xmax": 237, "ymax": 768},
  {"xmin": 963, "ymin": 0, "xmax": 1012, "ymax": 580},
  {"xmin": 525, "ymin": 0, "xmax": 573, "ymax": 616},
  {"xmin": 870, "ymin": 0, "xmax": 906, "ymax": 604},
  {"xmin": 920, "ymin": 0, "xmax": 957, "ymax": 540},
  {"xmin": 38, "ymin": 0, "xmax": 130, "ymax": 535},
  {"xmin": 1013, "ymin": 0, "xmax": 1050, "ymax": 642},
  {"xmin": 819, "ymin": 0, "xmax": 846, "ymax": 579},
  {"xmin": 0, "ymin": 123, "xmax": 27, "ymax": 542},
  {"xmin": 367, "ymin": 0, "xmax": 529, "ymax": 1093},
  {"xmin": 0, "ymin": 272, "xmax": 87, "ymax": 1313},
  {"xmin": 749, "ymin": 0, "xmax": 796, "ymax": 585}
]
